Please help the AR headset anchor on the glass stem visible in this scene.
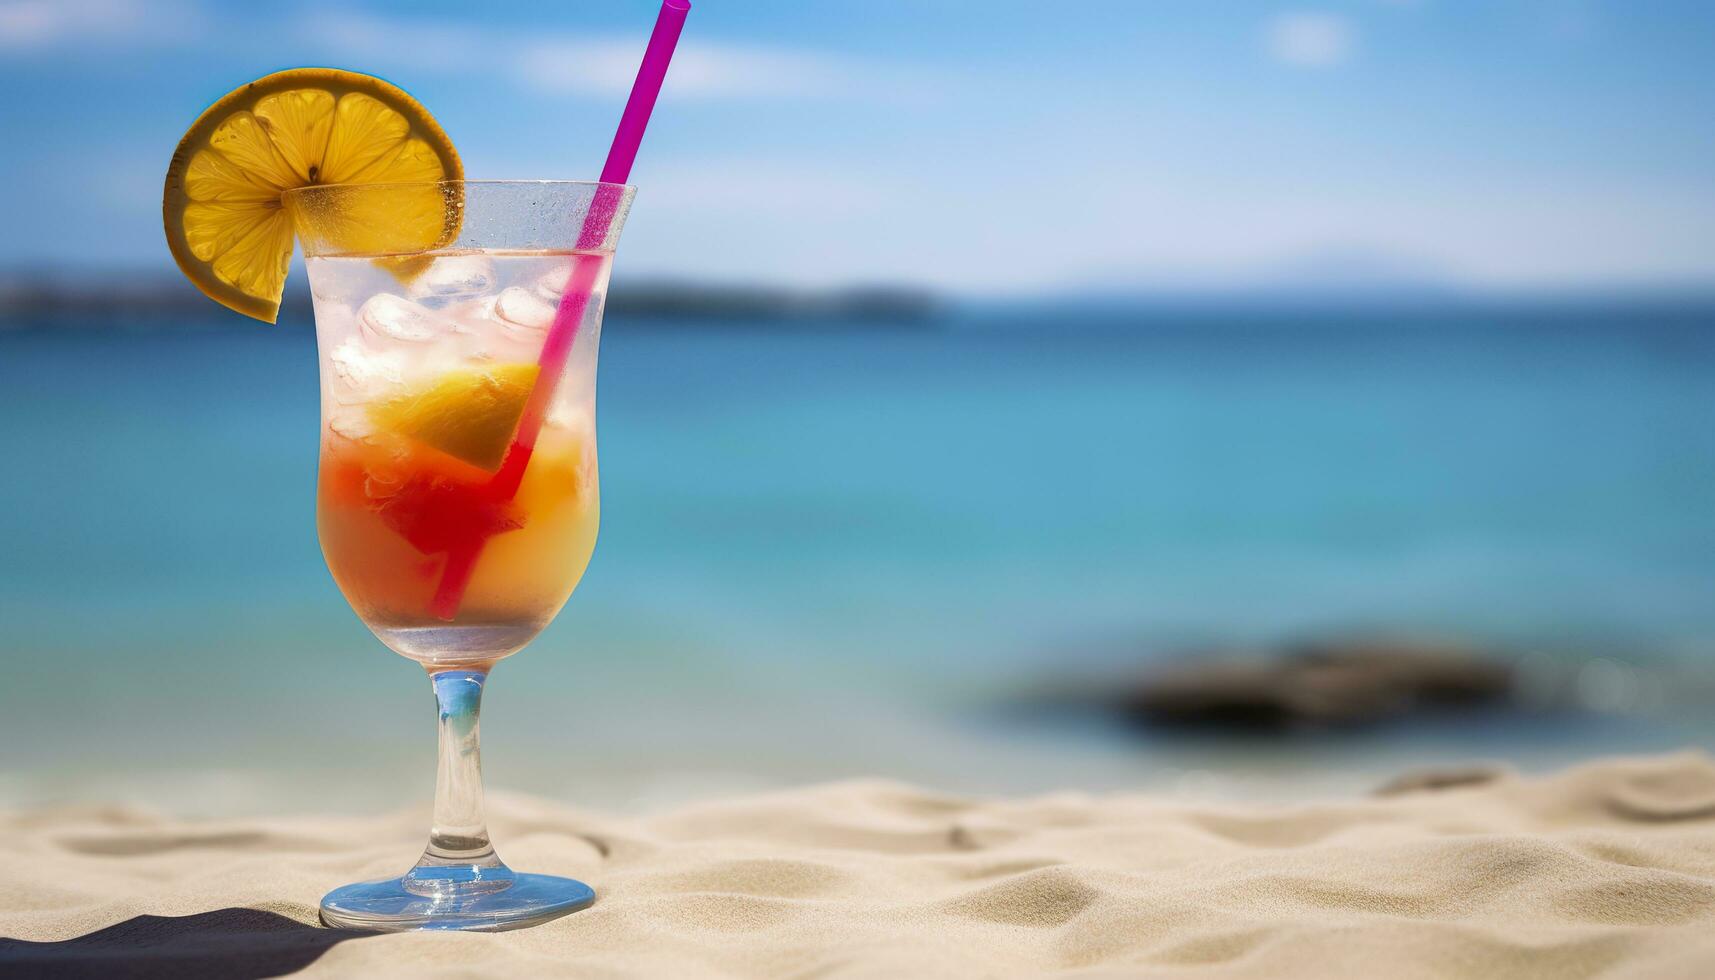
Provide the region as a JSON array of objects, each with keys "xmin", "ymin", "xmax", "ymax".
[{"xmin": 402, "ymin": 667, "xmax": 515, "ymax": 895}]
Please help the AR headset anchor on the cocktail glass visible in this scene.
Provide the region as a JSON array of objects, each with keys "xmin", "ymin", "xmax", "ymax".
[{"xmin": 285, "ymin": 180, "xmax": 634, "ymax": 932}]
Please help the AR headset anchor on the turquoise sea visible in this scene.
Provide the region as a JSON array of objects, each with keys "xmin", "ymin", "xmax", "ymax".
[{"xmin": 3, "ymin": 302, "xmax": 1713, "ymax": 812}]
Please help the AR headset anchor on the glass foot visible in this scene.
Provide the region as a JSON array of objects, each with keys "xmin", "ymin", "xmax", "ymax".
[{"xmin": 320, "ymin": 873, "xmax": 595, "ymax": 932}]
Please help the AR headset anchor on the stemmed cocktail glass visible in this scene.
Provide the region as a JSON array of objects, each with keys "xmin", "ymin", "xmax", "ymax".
[{"xmin": 287, "ymin": 180, "xmax": 633, "ymax": 931}]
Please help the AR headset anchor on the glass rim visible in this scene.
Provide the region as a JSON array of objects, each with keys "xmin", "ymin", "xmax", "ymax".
[{"xmin": 282, "ymin": 178, "xmax": 637, "ymax": 200}]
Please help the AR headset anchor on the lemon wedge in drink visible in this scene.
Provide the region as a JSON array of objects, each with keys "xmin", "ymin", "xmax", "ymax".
[
  {"xmin": 372, "ymin": 364, "xmax": 542, "ymax": 472},
  {"xmin": 163, "ymin": 68, "xmax": 462, "ymax": 322}
]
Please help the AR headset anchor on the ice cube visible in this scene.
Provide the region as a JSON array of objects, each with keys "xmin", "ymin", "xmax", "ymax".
[
  {"xmin": 534, "ymin": 264, "xmax": 574, "ymax": 302},
  {"xmin": 327, "ymin": 403, "xmax": 374, "ymax": 443},
  {"xmin": 359, "ymin": 294, "xmax": 446, "ymax": 344},
  {"xmin": 439, "ymin": 295, "xmax": 496, "ymax": 332},
  {"xmin": 407, "ymin": 255, "xmax": 495, "ymax": 307},
  {"xmin": 493, "ymin": 287, "xmax": 557, "ymax": 334},
  {"xmin": 429, "ymin": 297, "xmax": 499, "ymax": 360},
  {"xmin": 546, "ymin": 399, "xmax": 595, "ymax": 436},
  {"xmin": 308, "ymin": 301, "xmax": 359, "ymax": 343},
  {"xmin": 362, "ymin": 459, "xmax": 407, "ymax": 502},
  {"xmin": 309, "ymin": 268, "xmax": 346, "ymax": 302},
  {"xmin": 328, "ymin": 337, "xmax": 406, "ymax": 405}
]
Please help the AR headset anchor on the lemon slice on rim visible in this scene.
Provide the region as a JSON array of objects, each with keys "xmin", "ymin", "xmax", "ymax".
[{"xmin": 163, "ymin": 68, "xmax": 462, "ymax": 323}]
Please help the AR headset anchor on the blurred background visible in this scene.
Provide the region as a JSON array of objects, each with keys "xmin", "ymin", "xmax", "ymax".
[{"xmin": 2, "ymin": 0, "xmax": 1713, "ymax": 814}]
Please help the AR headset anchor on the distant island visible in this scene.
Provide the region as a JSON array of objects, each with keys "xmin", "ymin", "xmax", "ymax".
[
  {"xmin": 0, "ymin": 272, "xmax": 941, "ymax": 328},
  {"xmin": 605, "ymin": 280, "xmax": 939, "ymax": 325}
]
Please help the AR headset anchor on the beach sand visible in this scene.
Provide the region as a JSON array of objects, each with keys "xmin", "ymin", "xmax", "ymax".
[{"xmin": 3, "ymin": 753, "xmax": 1714, "ymax": 979}]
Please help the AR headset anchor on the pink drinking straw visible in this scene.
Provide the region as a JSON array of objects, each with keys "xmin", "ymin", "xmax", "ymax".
[{"xmin": 430, "ymin": 0, "xmax": 691, "ymax": 620}]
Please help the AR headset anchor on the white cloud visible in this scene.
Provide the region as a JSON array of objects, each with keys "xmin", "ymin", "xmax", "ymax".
[
  {"xmin": 302, "ymin": 10, "xmax": 935, "ymax": 104},
  {"xmin": 0, "ymin": 0, "xmax": 202, "ymax": 51},
  {"xmin": 1266, "ymin": 13, "xmax": 1355, "ymax": 69}
]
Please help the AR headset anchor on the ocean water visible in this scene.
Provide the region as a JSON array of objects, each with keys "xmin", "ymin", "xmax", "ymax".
[{"xmin": 3, "ymin": 303, "xmax": 1713, "ymax": 812}]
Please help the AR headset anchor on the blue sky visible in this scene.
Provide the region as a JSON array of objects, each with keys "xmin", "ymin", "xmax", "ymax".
[{"xmin": 1, "ymin": 0, "xmax": 1712, "ymax": 293}]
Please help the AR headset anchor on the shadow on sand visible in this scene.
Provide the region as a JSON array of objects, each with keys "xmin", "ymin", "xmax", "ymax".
[{"xmin": 0, "ymin": 908, "xmax": 377, "ymax": 979}]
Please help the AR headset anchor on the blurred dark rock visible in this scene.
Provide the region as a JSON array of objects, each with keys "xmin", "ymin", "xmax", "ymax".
[
  {"xmin": 1373, "ymin": 764, "xmax": 1510, "ymax": 797},
  {"xmin": 1117, "ymin": 639, "xmax": 1514, "ymax": 731}
]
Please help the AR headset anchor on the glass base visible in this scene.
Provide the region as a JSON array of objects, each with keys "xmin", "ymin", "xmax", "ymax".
[{"xmin": 320, "ymin": 873, "xmax": 595, "ymax": 932}]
